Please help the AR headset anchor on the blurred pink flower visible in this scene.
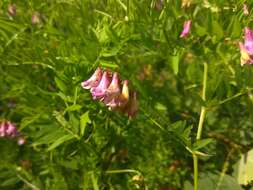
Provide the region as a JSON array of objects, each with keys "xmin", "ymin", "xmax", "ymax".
[
  {"xmin": 32, "ymin": 12, "xmax": 40, "ymax": 25},
  {"xmin": 17, "ymin": 137, "xmax": 26, "ymax": 145},
  {"xmin": 7, "ymin": 4, "xmax": 16, "ymax": 16},
  {"xmin": 81, "ymin": 68, "xmax": 103, "ymax": 89},
  {"xmin": 243, "ymin": 4, "xmax": 249, "ymax": 16},
  {"xmin": 91, "ymin": 71, "xmax": 111, "ymax": 100},
  {"xmin": 239, "ymin": 27, "xmax": 253, "ymax": 65},
  {"xmin": 5, "ymin": 122, "xmax": 17, "ymax": 137},
  {"xmin": 0, "ymin": 121, "xmax": 18, "ymax": 138},
  {"xmin": 155, "ymin": 0, "xmax": 164, "ymax": 11},
  {"xmin": 180, "ymin": 20, "xmax": 192, "ymax": 38}
]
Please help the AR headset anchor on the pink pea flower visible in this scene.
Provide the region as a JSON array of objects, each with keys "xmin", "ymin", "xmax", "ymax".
[
  {"xmin": 180, "ymin": 20, "xmax": 192, "ymax": 38},
  {"xmin": 81, "ymin": 68, "xmax": 138, "ymax": 118},
  {"xmin": 243, "ymin": 4, "xmax": 249, "ymax": 16},
  {"xmin": 91, "ymin": 71, "xmax": 111, "ymax": 100},
  {"xmin": 239, "ymin": 27, "xmax": 253, "ymax": 66},
  {"xmin": 106, "ymin": 80, "xmax": 129, "ymax": 109},
  {"xmin": 103, "ymin": 72, "xmax": 121, "ymax": 104},
  {"xmin": 81, "ymin": 68, "xmax": 103, "ymax": 89}
]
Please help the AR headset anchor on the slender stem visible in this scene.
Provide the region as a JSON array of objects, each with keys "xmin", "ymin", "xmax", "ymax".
[
  {"xmin": 196, "ymin": 107, "xmax": 206, "ymax": 140},
  {"xmin": 16, "ymin": 174, "xmax": 40, "ymax": 190},
  {"xmin": 193, "ymin": 154, "xmax": 198, "ymax": 190},
  {"xmin": 193, "ymin": 62, "xmax": 208, "ymax": 190},
  {"xmin": 126, "ymin": 0, "xmax": 130, "ymax": 19}
]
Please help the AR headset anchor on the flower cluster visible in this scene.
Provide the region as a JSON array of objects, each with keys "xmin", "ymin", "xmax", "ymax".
[
  {"xmin": 0, "ymin": 121, "xmax": 25, "ymax": 145},
  {"xmin": 239, "ymin": 27, "xmax": 253, "ymax": 66},
  {"xmin": 81, "ymin": 68, "xmax": 138, "ymax": 118}
]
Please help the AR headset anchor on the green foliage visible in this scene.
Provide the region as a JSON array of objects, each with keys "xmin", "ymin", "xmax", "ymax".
[{"xmin": 0, "ymin": 0, "xmax": 253, "ymax": 189}]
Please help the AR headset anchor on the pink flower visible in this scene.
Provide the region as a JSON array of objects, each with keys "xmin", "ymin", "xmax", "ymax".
[
  {"xmin": 103, "ymin": 72, "xmax": 121, "ymax": 104},
  {"xmin": 239, "ymin": 27, "xmax": 253, "ymax": 65},
  {"xmin": 243, "ymin": 4, "xmax": 249, "ymax": 16},
  {"xmin": 180, "ymin": 20, "xmax": 192, "ymax": 38},
  {"xmin": 91, "ymin": 71, "xmax": 111, "ymax": 100},
  {"xmin": 32, "ymin": 12, "xmax": 40, "ymax": 25},
  {"xmin": 106, "ymin": 80, "xmax": 129, "ymax": 109},
  {"xmin": 5, "ymin": 122, "xmax": 17, "ymax": 137},
  {"xmin": 81, "ymin": 68, "xmax": 103, "ymax": 89},
  {"xmin": 7, "ymin": 4, "xmax": 16, "ymax": 16},
  {"xmin": 0, "ymin": 121, "xmax": 18, "ymax": 138},
  {"xmin": 0, "ymin": 122, "xmax": 7, "ymax": 137},
  {"xmin": 17, "ymin": 137, "xmax": 26, "ymax": 145},
  {"xmin": 81, "ymin": 68, "xmax": 138, "ymax": 118}
]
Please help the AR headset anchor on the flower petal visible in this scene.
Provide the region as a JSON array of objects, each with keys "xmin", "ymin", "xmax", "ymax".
[
  {"xmin": 244, "ymin": 27, "xmax": 253, "ymax": 54},
  {"xmin": 180, "ymin": 20, "xmax": 192, "ymax": 38},
  {"xmin": 81, "ymin": 68, "xmax": 103, "ymax": 89},
  {"xmin": 104, "ymin": 72, "xmax": 121, "ymax": 104},
  {"xmin": 91, "ymin": 71, "xmax": 111, "ymax": 100}
]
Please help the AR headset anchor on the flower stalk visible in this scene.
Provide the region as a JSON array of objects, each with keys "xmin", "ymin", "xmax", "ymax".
[{"xmin": 193, "ymin": 62, "xmax": 208, "ymax": 190}]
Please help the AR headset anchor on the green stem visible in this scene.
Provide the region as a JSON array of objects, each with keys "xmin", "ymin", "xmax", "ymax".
[
  {"xmin": 196, "ymin": 107, "xmax": 206, "ymax": 140},
  {"xmin": 193, "ymin": 154, "xmax": 198, "ymax": 190},
  {"xmin": 193, "ymin": 62, "xmax": 208, "ymax": 190}
]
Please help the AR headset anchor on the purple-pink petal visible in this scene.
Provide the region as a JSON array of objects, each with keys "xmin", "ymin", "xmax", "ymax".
[
  {"xmin": 180, "ymin": 20, "xmax": 192, "ymax": 38},
  {"xmin": 5, "ymin": 122, "xmax": 17, "ymax": 137},
  {"xmin": 244, "ymin": 27, "xmax": 253, "ymax": 54},
  {"xmin": 81, "ymin": 68, "xmax": 103, "ymax": 89},
  {"xmin": 103, "ymin": 72, "xmax": 121, "ymax": 103},
  {"xmin": 91, "ymin": 71, "xmax": 111, "ymax": 100}
]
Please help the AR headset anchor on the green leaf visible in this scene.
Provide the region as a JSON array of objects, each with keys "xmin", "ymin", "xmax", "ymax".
[
  {"xmin": 227, "ymin": 16, "xmax": 241, "ymax": 39},
  {"xmin": 65, "ymin": 104, "xmax": 82, "ymax": 112},
  {"xmin": 53, "ymin": 111, "xmax": 69, "ymax": 128},
  {"xmin": 80, "ymin": 111, "xmax": 91, "ymax": 136},
  {"xmin": 212, "ymin": 20, "xmax": 223, "ymax": 40},
  {"xmin": 184, "ymin": 173, "xmax": 243, "ymax": 190},
  {"xmin": 236, "ymin": 149, "xmax": 253, "ymax": 185},
  {"xmin": 32, "ymin": 126, "xmax": 67, "ymax": 146},
  {"xmin": 1, "ymin": 176, "xmax": 20, "ymax": 187},
  {"xmin": 47, "ymin": 134, "xmax": 75, "ymax": 151},
  {"xmin": 54, "ymin": 77, "xmax": 67, "ymax": 93},
  {"xmin": 91, "ymin": 172, "xmax": 99, "ymax": 190},
  {"xmin": 195, "ymin": 23, "xmax": 207, "ymax": 37},
  {"xmin": 193, "ymin": 138, "xmax": 213, "ymax": 151},
  {"xmin": 171, "ymin": 54, "xmax": 180, "ymax": 75},
  {"xmin": 100, "ymin": 60, "xmax": 119, "ymax": 69},
  {"xmin": 169, "ymin": 121, "xmax": 192, "ymax": 146}
]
